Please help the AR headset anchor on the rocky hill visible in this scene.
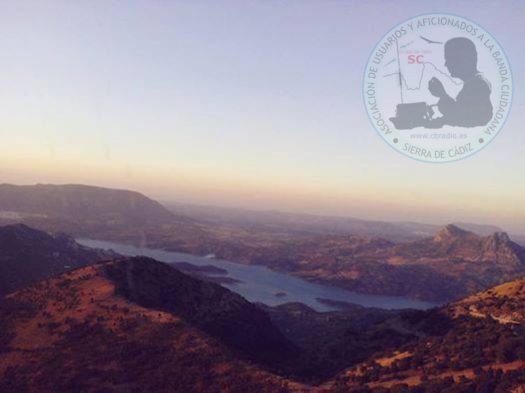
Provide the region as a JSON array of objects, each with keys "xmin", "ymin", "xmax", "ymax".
[
  {"xmin": 0, "ymin": 224, "xmax": 115, "ymax": 296},
  {"xmin": 221, "ymin": 225, "xmax": 525, "ymax": 302},
  {"xmin": 390, "ymin": 224, "xmax": 525, "ymax": 268}
]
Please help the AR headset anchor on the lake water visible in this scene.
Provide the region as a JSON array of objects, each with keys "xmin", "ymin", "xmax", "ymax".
[{"xmin": 77, "ymin": 239, "xmax": 437, "ymax": 312}]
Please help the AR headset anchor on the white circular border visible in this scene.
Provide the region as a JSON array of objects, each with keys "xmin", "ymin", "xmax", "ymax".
[{"xmin": 363, "ymin": 13, "xmax": 514, "ymax": 163}]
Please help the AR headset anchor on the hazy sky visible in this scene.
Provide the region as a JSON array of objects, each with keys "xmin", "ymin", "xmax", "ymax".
[{"xmin": 2, "ymin": 0, "xmax": 525, "ymax": 232}]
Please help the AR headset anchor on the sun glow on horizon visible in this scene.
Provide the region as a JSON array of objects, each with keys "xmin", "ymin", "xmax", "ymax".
[{"xmin": 1, "ymin": 1, "xmax": 525, "ymax": 233}]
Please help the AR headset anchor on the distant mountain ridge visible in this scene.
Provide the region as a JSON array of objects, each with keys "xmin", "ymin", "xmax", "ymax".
[
  {"xmin": 167, "ymin": 201, "xmax": 507, "ymax": 241},
  {"xmin": 1, "ymin": 183, "xmax": 519, "ymax": 245},
  {"xmin": 0, "ymin": 184, "xmax": 202, "ymax": 239},
  {"xmin": 2, "ymin": 183, "xmax": 521, "ymax": 242},
  {"xmin": 392, "ymin": 224, "xmax": 525, "ymax": 267},
  {"xmin": 0, "ymin": 183, "xmax": 181, "ymax": 224}
]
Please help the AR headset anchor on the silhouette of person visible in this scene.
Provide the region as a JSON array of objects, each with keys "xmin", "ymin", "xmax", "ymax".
[{"xmin": 427, "ymin": 37, "xmax": 493, "ymax": 128}]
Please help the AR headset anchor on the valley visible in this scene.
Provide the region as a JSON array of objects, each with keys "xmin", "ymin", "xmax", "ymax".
[
  {"xmin": 77, "ymin": 238, "xmax": 436, "ymax": 311},
  {"xmin": 1, "ymin": 184, "xmax": 525, "ymax": 391},
  {"xmin": 2, "ymin": 184, "xmax": 525, "ymax": 304},
  {"xmin": 3, "ymin": 2, "xmax": 524, "ymax": 390},
  {"xmin": 1, "ymin": 254, "xmax": 525, "ymax": 392}
]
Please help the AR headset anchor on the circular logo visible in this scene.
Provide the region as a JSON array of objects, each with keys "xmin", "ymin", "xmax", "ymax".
[{"xmin": 363, "ymin": 14, "xmax": 513, "ymax": 163}]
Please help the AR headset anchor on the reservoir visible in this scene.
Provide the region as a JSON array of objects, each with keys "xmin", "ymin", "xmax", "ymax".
[{"xmin": 78, "ymin": 239, "xmax": 437, "ymax": 312}]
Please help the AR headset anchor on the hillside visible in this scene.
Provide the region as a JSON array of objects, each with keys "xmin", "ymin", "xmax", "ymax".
[
  {"xmin": 1, "ymin": 251, "xmax": 525, "ymax": 391},
  {"xmin": 0, "ymin": 257, "xmax": 304, "ymax": 392},
  {"xmin": 330, "ymin": 280, "xmax": 525, "ymax": 392},
  {"xmin": 260, "ymin": 302, "xmax": 412, "ymax": 383},
  {"xmin": 449, "ymin": 277, "xmax": 525, "ymax": 325},
  {"xmin": 0, "ymin": 224, "xmax": 115, "ymax": 296}
]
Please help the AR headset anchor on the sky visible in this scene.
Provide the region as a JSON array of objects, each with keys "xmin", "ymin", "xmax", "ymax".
[{"xmin": 1, "ymin": 0, "xmax": 525, "ymax": 233}]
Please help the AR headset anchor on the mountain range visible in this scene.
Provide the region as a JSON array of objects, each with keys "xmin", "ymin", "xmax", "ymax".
[
  {"xmin": 0, "ymin": 217, "xmax": 524, "ymax": 391},
  {"xmin": 167, "ymin": 201, "xmax": 508, "ymax": 241},
  {"xmin": 201, "ymin": 224, "xmax": 525, "ymax": 302},
  {"xmin": 2, "ymin": 184, "xmax": 525, "ymax": 303},
  {"xmin": 0, "ymin": 183, "xmax": 199, "ymax": 239},
  {"xmin": 1, "ymin": 253, "xmax": 525, "ymax": 392},
  {"xmin": 1, "ymin": 183, "xmax": 521, "ymax": 244}
]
